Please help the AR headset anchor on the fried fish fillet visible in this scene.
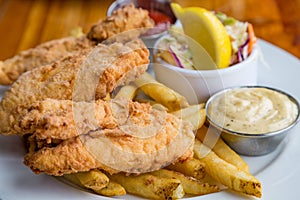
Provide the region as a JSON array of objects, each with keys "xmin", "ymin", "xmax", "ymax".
[
  {"xmin": 0, "ymin": 36, "xmax": 94, "ymax": 85},
  {"xmin": 0, "ymin": 39, "xmax": 149, "ymax": 135},
  {"xmin": 87, "ymin": 3, "xmax": 153, "ymax": 42},
  {"xmin": 0, "ymin": 4, "xmax": 153, "ymax": 85},
  {"xmin": 23, "ymin": 99, "xmax": 195, "ymax": 176},
  {"xmin": 18, "ymin": 98, "xmax": 129, "ymax": 140}
]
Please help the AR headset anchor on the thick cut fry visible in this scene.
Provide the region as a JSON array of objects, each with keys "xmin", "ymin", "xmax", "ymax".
[
  {"xmin": 63, "ymin": 172, "xmax": 126, "ymax": 197},
  {"xmin": 75, "ymin": 170, "xmax": 109, "ymax": 190},
  {"xmin": 64, "ymin": 170, "xmax": 109, "ymax": 191},
  {"xmin": 184, "ymin": 110, "xmax": 205, "ymax": 130},
  {"xmin": 149, "ymin": 103, "xmax": 169, "ymax": 111},
  {"xmin": 93, "ymin": 181, "xmax": 126, "ymax": 197},
  {"xmin": 150, "ymin": 169, "xmax": 219, "ymax": 195},
  {"xmin": 108, "ymin": 173, "xmax": 185, "ymax": 199},
  {"xmin": 134, "ymin": 72, "xmax": 189, "ymax": 111},
  {"xmin": 173, "ymin": 104, "xmax": 206, "ymax": 130},
  {"xmin": 196, "ymin": 125, "xmax": 249, "ymax": 172},
  {"xmin": 166, "ymin": 157, "xmax": 206, "ymax": 180},
  {"xmin": 172, "ymin": 104, "xmax": 205, "ymax": 118},
  {"xmin": 63, "ymin": 173, "xmax": 83, "ymax": 187},
  {"xmin": 113, "ymin": 85, "xmax": 138, "ymax": 100},
  {"xmin": 193, "ymin": 139, "xmax": 262, "ymax": 198}
]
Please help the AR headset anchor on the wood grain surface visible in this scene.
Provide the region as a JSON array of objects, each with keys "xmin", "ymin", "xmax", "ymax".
[{"xmin": 0, "ymin": 0, "xmax": 299, "ymax": 60}]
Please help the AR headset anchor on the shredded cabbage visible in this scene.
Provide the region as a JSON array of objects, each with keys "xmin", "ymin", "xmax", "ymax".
[{"xmin": 156, "ymin": 12, "xmax": 254, "ymax": 68}]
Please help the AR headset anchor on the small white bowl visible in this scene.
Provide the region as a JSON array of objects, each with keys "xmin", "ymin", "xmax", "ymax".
[{"xmin": 153, "ymin": 37, "xmax": 259, "ymax": 104}]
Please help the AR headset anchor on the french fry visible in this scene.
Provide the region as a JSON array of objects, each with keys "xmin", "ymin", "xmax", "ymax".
[
  {"xmin": 108, "ymin": 173, "xmax": 185, "ymax": 199},
  {"xmin": 172, "ymin": 104, "xmax": 205, "ymax": 118},
  {"xmin": 64, "ymin": 172, "xmax": 126, "ymax": 197},
  {"xmin": 193, "ymin": 139, "xmax": 262, "ymax": 198},
  {"xmin": 135, "ymin": 98, "xmax": 169, "ymax": 111},
  {"xmin": 113, "ymin": 84, "xmax": 138, "ymax": 100},
  {"xmin": 63, "ymin": 173, "xmax": 84, "ymax": 187},
  {"xmin": 151, "ymin": 169, "xmax": 219, "ymax": 195},
  {"xmin": 151, "ymin": 103, "xmax": 169, "ymax": 111},
  {"xmin": 173, "ymin": 104, "xmax": 206, "ymax": 130},
  {"xmin": 64, "ymin": 77, "xmax": 260, "ymax": 199},
  {"xmin": 93, "ymin": 181, "xmax": 126, "ymax": 197},
  {"xmin": 64, "ymin": 170, "xmax": 109, "ymax": 191},
  {"xmin": 75, "ymin": 170, "xmax": 109, "ymax": 190},
  {"xmin": 165, "ymin": 157, "xmax": 206, "ymax": 180},
  {"xmin": 134, "ymin": 72, "xmax": 189, "ymax": 111},
  {"xmin": 196, "ymin": 125, "xmax": 249, "ymax": 172},
  {"xmin": 184, "ymin": 109, "xmax": 206, "ymax": 130}
]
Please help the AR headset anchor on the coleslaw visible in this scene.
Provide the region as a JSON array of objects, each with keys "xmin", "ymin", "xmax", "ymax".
[{"xmin": 155, "ymin": 12, "xmax": 257, "ymax": 69}]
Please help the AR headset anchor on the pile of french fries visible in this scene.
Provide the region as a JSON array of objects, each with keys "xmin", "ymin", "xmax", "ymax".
[{"xmin": 63, "ymin": 73, "xmax": 262, "ymax": 199}]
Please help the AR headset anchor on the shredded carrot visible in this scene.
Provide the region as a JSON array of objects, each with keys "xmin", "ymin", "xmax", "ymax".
[{"xmin": 247, "ymin": 23, "xmax": 257, "ymax": 55}]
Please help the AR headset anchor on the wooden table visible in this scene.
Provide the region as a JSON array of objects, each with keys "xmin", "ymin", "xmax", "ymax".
[{"xmin": 0, "ymin": 0, "xmax": 299, "ymax": 60}]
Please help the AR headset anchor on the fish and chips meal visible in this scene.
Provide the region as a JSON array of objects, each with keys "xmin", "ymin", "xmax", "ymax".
[{"xmin": 0, "ymin": 3, "xmax": 262, "ymax": 199}]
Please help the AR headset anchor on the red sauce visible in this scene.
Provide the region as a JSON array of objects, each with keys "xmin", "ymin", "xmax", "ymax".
[
  {"xmin": 149, "ymin": 10, "xmax": 173, "ymax": 25},
  {"xmin": 143, "ymin": 10, "xmax": 174, "ymax": 36}
]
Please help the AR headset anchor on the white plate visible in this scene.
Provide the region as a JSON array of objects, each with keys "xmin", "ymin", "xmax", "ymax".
[{"xmin": 0, "ymin": 39, "xmax": 299, "ymax": 200}]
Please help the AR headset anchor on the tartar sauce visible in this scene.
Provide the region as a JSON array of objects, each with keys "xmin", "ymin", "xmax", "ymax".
[{"xmin": 207, "ymin": 87, "xmax": 299, "ymax": 134}]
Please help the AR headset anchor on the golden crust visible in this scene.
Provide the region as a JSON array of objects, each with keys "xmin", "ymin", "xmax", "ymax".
[
  {"xmin": 87, "ymin": 3, "xmax": 154, "ymax": 42},
  {"xmin": 0, "ymin": 36, "xmax": 94, "ymax": 85},
  {"xmin": 0, "ymin": 39, "xmax": 149, "ymax": 136},
  {"xmin": 24, "ymin": 136, "xmax": 117, "ymax": 176},
  {"xmin": 0, "ymin": 4, "xmax": 153, "ymax": 86},
  {"xmin": 23, "ymin": 99, "xmax": 194, "ymax": 176},
  {"xmin": 0, "ymin": 4, "xmax": 196, "ymax": 179}
]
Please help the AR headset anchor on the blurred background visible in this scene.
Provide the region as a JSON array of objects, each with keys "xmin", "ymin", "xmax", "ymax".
[{"xmin": 0, "ymin": 0, "xmax": 299, "ymax": 60}]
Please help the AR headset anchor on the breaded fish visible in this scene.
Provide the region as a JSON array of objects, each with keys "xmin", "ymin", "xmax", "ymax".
[
  {"xmin": 18, "ymin": 98, "xmax": 130, "ymax": 140},
  {"xmin": 0, "ymin": 36, "xmax": 94, "ymax": 85},
  {"xmin": 0, "ymin": 4, "xmax": 153, "ymax": 85},
  {"xmin": 87, "ymin": 3, "xmax": 153, "ymax": 42},
  {"xmin": 0, "ymin": 39, "xmax": 149, "ymax": 135},
  {"xmin": 23, "ymin": 99, "xmax": 195, "ymax": 176}
]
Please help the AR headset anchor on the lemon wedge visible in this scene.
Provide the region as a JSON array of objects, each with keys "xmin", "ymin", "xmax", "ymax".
[{"xmin": 171, "ymin": 3, "xmax": 232, "ymax": 69}]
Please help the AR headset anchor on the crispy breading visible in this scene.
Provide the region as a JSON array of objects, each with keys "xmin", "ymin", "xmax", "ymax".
[
  {"xmin": 24, "ymin": 136, "xmax": 116, "ymax": 176},
  {"xmin": 87, "ymin": 3, "xmax": 154, "ymax": 42},
  {"xmin": 0, "ymin": 39, "xmax": 149, "ymax": 135},
  {"xmin": 19, "ymin": 98, "xmax": 145, "ymax": 140},
  {"xmin": 0, "ymin": 36, "xmax": 94, "ymax": 85},
  {"xmin": 23, "ymin": 99, "xmax": 195, "ymax": 176},
  {"xmin": 0, "ymin": 4, "xmax": 153, "ymax": 85}
]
